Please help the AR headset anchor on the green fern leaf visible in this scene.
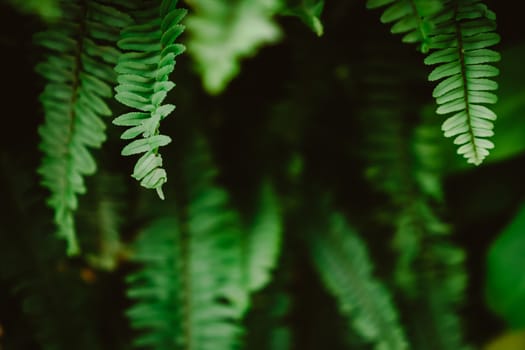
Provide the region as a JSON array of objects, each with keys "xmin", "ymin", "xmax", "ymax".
[
  {"xmin": 367, "ymin": 0, "xmax": 443, "ymax": 53},
  {"xmin": 310, "ymin": 213, "xmax": 409, "ymax": 350},
  {"xmin": 186, "ymin": 0, "xmax": 282, "ymax": 94},
  {"xmin": 127, "ymin": 136, "xmax": 248, "ymax": 349},
  {"xmin": 114, "ymin": 0, "xmax": 186, "ymax": 200},
  {"xmin": 425, "ymin": 0, "xmax": 500, "ymax": 165},
  {"xmin": 36, "ymin": 0, "xmax": 131, "ymax": 255},
  {"xmin": 125, "ymin": 217, "xmax": 186, "ymax": 349}
]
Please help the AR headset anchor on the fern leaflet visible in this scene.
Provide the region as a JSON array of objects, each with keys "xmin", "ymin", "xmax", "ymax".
[
  {"xmin": 425, "ymin": 0, "xmax": 500, "ymax": 165},
  {"xmin": 367, "ymin": 0, "xmax": 443, "ymax": 53},
  {"xmin": 113, "ymin": 0, "xmax": 186, "ymax": 199},
  {"xmin": 36, "ymin": 0, "xmax": 130, "ymax": 255}
]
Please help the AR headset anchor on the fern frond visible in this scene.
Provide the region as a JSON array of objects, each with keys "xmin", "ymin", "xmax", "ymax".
[
  {"xmin": 127, "ymin": 135, "xmax": 248, "ymax": 349},
  {"xmin": 367, "ymin": 0, "xmax": 443, "ymax": 53},
  {"xmin": 126, "ymin": 217, "xmax": 186, "ymax": 349},
  {"xmin": 113, "ymin": 0, "xmax": 186, "ymax": 199},
  {"xmin": 186, "ymin": 0, "xmax": 282, "ymax": 94},
  {"xmin": 369, "ymin": 113, "xmax": 469, "ymax": 349},
  {"xmin": 410, "ymin": 243, "xmax": 468, "ymax": 350},
  {"xmin": 357, "ymin": 43, "xmax": 470, "ymax": 348},
  {"xmin": 35, "ymin": 0, "xmax": 131, "ymax": 255},
  {"xmin": 392, "ymin": 112, "xmax": 451, "ymax": 292},
  {"xmin": 310, "ymin": 213, "xmax": 409, "ymax": 350},
  {"xmin": 128, "ymin": 217, "xmax": 246, "ymax": 350},
  {"xmin": 425, "ymin": 0, "xmax": 500, "ymax": 165},
  {"xmin": 183, "ymin": 137, "xmax": 248, "ymax": 316}
]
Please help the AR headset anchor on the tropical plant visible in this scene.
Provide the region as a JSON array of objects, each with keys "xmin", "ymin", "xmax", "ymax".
[{"xmin": 1, "ymin": 0, "xmax": 525, "ymax": 349}]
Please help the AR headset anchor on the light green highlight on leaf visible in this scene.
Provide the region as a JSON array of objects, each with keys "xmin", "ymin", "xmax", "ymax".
[{"xmin": 186, "ymin": 0, "xmax": 282, "ymax": 94}]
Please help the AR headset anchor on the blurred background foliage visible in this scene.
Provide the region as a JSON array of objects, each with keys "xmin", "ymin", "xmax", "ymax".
[{"xmin": 1, "ymin": 0, "xmax": 525, "ymax": 349}]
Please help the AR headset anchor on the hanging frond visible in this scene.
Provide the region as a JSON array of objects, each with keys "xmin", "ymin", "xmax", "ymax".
[
  {"xmin": 127, "ymin": 135, "xmax": 247, "ymax": 349},
  {"xmin": 183, "ymin": 135, "xmax": 248, "ymax": 319},
  {"xmin": 368, "ymin": 112, "xmax": 469, "ymax": 349},
  {"xmin": 126, "ymin": 217, "xmax": 186, "ymax": 349},
  {"xmin": 357, "ymin": 43, "xmax": 415, "ymax": 202},
  {"xmin": 185, "ymin": 0, "xmax": 282, "ymax": 94},
  {"xmin": 425, "ymin": 0, "xmax": 500, "ymax": 165},
  {"xmin": 35, "ymin": 0, "xmax": 131, "ymax": 255},
  {"xmin": 113, "ymin": 0, "xmax": 186, "ymax": 199},
  {"xmin": 366, "ymin": 0, "xmax": 443, "ymax": 53},
  {"xmin": 392, "ymin": 111, "xmax": 451, "ymax": 293},
  {"xmin": 310, "ymin": 213, "xmax": 409, "ymax": 350},
  {"xmin": 357, "ymin": 40, "xmax": 470, "ymax": 348}
]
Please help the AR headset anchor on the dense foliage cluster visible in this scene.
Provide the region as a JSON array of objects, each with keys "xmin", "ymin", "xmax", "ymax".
[{"xmin": 1, "ymin": 0, "xmax": 525, "ymax": 349}]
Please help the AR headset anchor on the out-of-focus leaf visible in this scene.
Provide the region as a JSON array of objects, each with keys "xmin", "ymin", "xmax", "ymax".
[
  {"xmin": 484, "ymin": 330, "xmax": 525, "ymax": 350},
  {"xmin": 486, "ymin": 45, "xmax": 525, "ymax": 163},
  {"xmin": 186, "ymin": 0, "xmax": 282, "ymax": 94},
  {"xmin": 7, "ymin": 0, "xmax": 61, "ymax": 20},
  {"xmin": 280, "ymin": 0, "xmax": 325, "ymax": 37},
  {"xmin": 486, "ymin": 202, "xmax": 525, "ymax": 328}
]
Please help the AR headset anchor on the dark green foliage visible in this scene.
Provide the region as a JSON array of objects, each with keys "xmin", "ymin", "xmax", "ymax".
[
  {"xmin": 0, "ymin": 155, "xmax": 103, "ymax": 350},
  {"xmin": 356, "ymin": 38, "xmax": 469, "ymax": 348},
  {"xmin": 2, "ymin": 1, "xmax": 524, "ymax": 349},
  {"xmin": 486, "ymin": 202, "xmax": 525, "ymax": 329},
  {"xmin": 309, "ymin": 212, "xmax": 409, "ymax": 350},
  {"xmin": 126, "ymin": 138, "xmax": 244, "ymax": 349},
  {"xmin": 126, "ymin": 136, "xmax": 283, "ymax": 349},
  {"xmin": 6, "ymin": 0, "xmax": 61, "ymax": 20},
  {"xmin": 76, "ymin": 171, "xmax": 127, "ymax": 271}
]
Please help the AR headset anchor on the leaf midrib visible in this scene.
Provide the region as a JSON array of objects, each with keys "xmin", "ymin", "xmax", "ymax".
[{"xmin": 454, "ymin": 2, "xmax": 481, "ymax": 165}]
